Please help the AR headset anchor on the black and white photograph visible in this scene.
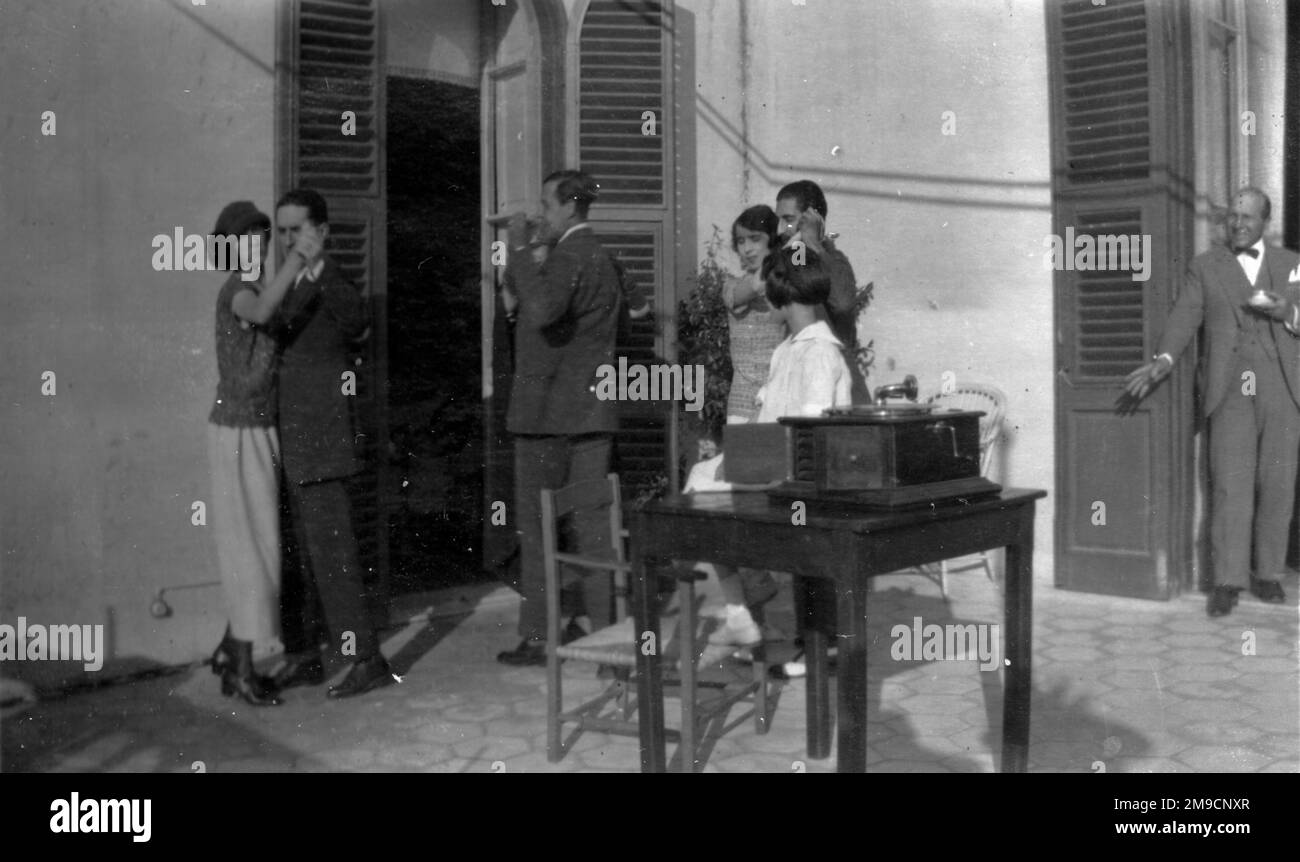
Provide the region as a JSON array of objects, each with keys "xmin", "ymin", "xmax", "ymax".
[{"xmin": 1, "ymin": 0, "xmax": 1297, "ymax": 799}]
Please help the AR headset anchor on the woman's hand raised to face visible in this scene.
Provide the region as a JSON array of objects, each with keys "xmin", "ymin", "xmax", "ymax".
[
  {"xmin": 796, "ymin": 208, "xmax": 826, "ymax": 253},
  {"xmin": 292, "ymin": 230, "xmax": 324, "ymax": 265}
]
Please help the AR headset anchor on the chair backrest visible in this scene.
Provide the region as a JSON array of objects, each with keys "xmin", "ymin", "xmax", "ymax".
[
  {"xmin": 540, "ymin": 473, "xmax": 628, "ymax": 618},
  {"xmin": 925, "ymin": 382, "xmax": 1007, "ymax": 475}
]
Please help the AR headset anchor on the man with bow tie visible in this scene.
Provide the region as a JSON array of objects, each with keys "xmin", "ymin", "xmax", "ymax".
[{"xmin": 1124, "ymin": 186, "xmax": 1300, "ymax": 616}]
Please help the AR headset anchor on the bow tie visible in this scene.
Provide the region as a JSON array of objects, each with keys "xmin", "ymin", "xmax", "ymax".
[{"xmin": 1236, "ymin": 247, "xmax": 1260, "ymax": 259}]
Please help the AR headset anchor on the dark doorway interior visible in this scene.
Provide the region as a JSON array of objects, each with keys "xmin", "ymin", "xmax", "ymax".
[{"xmin": 385, "ymin": 75, "xmax": 486, "ymax": 593}]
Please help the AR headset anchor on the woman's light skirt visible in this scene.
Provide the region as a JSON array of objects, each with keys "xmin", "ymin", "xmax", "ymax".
[{"xmin": 207, "ymin": 423, "xmax": 281, "ymax": 643}]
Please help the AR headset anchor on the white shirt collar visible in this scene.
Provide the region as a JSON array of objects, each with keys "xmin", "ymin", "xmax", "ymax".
[
  {"xmin": 789, "ymin": 320, "xmax": 842, "ymax": 346},
  {"xmin": 558, "ymin": 222, "xmax": 590, "ymax": 244},
  {"xmin": 295, "ymin": 256, "xmax": 326, "ymax": 284}
]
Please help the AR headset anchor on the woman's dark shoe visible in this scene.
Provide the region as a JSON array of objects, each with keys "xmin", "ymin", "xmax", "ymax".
[
  {"xmin": 220, "ymin": 640, "xmax": 281, "ymax": 706},
  {"xmin": 210, "ymin": 625, "xmax": 236, "ymax": 675}
]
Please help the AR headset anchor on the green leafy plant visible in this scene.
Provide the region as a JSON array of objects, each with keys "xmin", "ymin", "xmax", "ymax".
[{"xmin": 675, "ymin": 227, "xmax": 734, "ymax": 452}]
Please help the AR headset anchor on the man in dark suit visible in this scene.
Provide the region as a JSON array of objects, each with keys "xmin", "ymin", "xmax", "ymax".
[
  {"xmin": 270, "ymin": 188, "xmax": 391, "ymax": 696},
  {"xmin": 775, "ymin": 179, "xmax": 867, "ymax": 404},
  {"xmin": 496, "ymin": 170, "xmax": 623, "ymax": 666},
  {"xmin": 1125, "ymin": 186, "xmax": 1300, "ymax": 617}
]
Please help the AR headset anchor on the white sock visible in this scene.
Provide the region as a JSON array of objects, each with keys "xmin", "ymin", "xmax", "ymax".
[{"xmin": 724, "ymin": 604, "xmax": 754, "ymax": 626}]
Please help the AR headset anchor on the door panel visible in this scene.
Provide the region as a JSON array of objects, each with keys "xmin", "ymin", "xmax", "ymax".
[{"xmin": 1048, "ymin": 0, "xmax": 1195, "ymax": 598}]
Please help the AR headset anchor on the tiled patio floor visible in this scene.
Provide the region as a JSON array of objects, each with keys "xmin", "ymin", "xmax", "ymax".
[{"xmin": 3, "ymin": 565, "xmax": 1297, "ymax": 773}]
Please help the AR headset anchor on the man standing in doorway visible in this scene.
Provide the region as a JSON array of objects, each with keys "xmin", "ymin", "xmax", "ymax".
[
  {"xmin": 271, "ymin": 188, "xmax": 392, "ymax": 696},
  {"xmin": 496, "ymin": 169, "xmax": 623, "ymax": 666},
  {"xmin": 1124, "ymin": 186, "xmax": 1300, "ymax": 617}
]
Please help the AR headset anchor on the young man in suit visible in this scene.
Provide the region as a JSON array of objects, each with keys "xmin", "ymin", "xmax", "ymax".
[
  {"xmin": 1124, "ymin": 186, "xmax": 1300, "ymax": 617},
  {"xmin": 496, "ymin": 170, "xmax": 623, "ymax": 666},
  {"xmin": 776, "ymin": 180, "xmax": 869, "ymax": 409},
  {"xmin": 270, "ymin": 188, "xmax": 392, "ymax": 696}
]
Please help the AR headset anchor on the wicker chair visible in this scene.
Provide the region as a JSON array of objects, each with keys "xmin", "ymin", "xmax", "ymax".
[
  {"xmin": 914, "ymin": 382, "xmax": 1008, "ymax": 597},
  {"xmin": 544, "ymin": 474, "xmax": 768, "ymax": 769}
]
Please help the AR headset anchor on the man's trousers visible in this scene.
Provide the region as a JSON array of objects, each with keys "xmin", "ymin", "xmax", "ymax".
[
  {"xmin": 280, "ymin": 476, "xmax": 379, "ymax": 660},
  {"xmin": 1207, "ymin": 354, "xmax": 1300, "ymax": 588},
  {"xmin": 513, "ymin": 434, "xmax": 613, "ymax": 641}
]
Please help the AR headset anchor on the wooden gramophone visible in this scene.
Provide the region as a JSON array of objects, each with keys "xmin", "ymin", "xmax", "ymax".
[{"xmin": 759, "ymin": 375, "xmax": 1001, "ymax": 509}]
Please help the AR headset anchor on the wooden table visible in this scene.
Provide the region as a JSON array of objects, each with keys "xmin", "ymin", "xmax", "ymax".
[{"xmin": 631, "ymin": 488, "xmax": 1046, "ymax": 773}]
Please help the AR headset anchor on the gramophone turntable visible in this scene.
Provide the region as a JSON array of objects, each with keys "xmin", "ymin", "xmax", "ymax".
[{"xmin": 764, "ymin": 375, "xmax": 1001, "ymax": 509}]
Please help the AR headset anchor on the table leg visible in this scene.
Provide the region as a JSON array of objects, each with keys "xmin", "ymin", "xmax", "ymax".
[
  {"xmin": 679, "ymin": 578, "xmax": 697, "ymax": 773},
  {"xmin": 1002, "ymin": 511, "xmax": 1034, "ymax": 773},
  {"xmin": 800, "ymin": 576, "xmax": 833, "ymax": 760},
  {"xmin": 634, "ymin": 553, "xmax": 667, "ymax": 773},
  {"xmin": 835, "ymin": 575, "xmax": 868, "ymax": 773}
]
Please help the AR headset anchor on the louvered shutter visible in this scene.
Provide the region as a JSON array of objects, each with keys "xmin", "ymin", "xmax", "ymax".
[
  {"xmin": 1057, "ymin": 0, "xmax": 1152, "ymax": 185},
  {"xmin": 579, "ymin": 1, "xmax": 667, "ymax": 206},
  {"xmin": 1048, "ymin": 0, "xmax": 1195, "ymax": 598},
  {"xmin": 579, "ymin": 0, "xmax": 676, "ymax": 495},
  {"xmin": 596, "ymin": 226, "xmax": 664, "ymax": 492},
  {"xmin": 284, "ymin": 0, "xmax": 389, "ymax": 607},
  {"xmin": 1072, "ymin": 208, "xmax": 1146, "ymax": 378}
]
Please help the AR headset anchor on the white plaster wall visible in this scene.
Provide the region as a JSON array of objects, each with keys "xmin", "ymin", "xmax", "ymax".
[
  {"xmin": 385, "ymin": 0, "xmax": 480, "ymax": 85},
  {"xmin": 0, "ymin": 0, "xmax": 278, "ymax": 683}
]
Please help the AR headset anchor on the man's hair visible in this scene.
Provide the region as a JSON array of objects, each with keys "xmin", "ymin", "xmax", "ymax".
[
  {"xmin": 776, "ymin": 179, "xmax": 829, "ymax": 220},
  {"xmin": 732, "ymin": 204, "xmax": 779, "ymax": 251},
  {"xmin": 763, "ymin": 246, "xmax": 831, "ymax": 308},
  {"xmin": 275, "ymin": 188, "xmax": 329, "ymax": 225},
  {"xmin": 1236, "ymin": 185, "xmax": 1271, "ymax": 221},
  {"xmin": 543, "ymin": 169, "xmax": 599, "ymax": 218}
]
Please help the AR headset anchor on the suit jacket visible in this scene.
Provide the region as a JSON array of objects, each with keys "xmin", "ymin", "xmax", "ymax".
[
  {"xmin": 820, "ymin": 241, "xmax": 859, "ymax": 349},
  {"xmin": 276, "ymin": 256, "xmax": 370, "ymax": 483},
  {"xmin": 1157, "ymin": 243, "xmax": 1300, "ymax": 417},
  {"xmin": 506, "ymin": 226, "xmax": 621, "ymax": 436}
]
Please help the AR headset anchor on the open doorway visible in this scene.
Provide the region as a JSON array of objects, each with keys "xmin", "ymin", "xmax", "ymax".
[{"xmin": 384, "ymin": 74, "xmax": 486, "ymax": 593}]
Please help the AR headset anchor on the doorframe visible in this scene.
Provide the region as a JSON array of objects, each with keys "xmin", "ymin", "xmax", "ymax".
[{"xmin": 479, "ymin": 0, "xmax": 567, "ymax": 403}]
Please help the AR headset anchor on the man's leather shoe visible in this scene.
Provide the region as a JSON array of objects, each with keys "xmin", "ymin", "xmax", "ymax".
[
  {"xmin": 1207, "ymin": 586, "xmax": 1241, "ymax": 618},
  {"xmin": 271, "ymin": 653, "xmax": 325, "ymax": 690},
  {"xmin": 1249, "ymin": 578, "xmax": 1285, "ymax": 603},
  {"xmin": 327, "ymin": 655, "xmax": 393, "ymax": 700},
  {"xmin": 561, "ymin": 619, "xmax": 587, "ymax": 645},
  {"xmin": 496, "ymin": 638, "xmax": 547, "ymax": 667}
]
